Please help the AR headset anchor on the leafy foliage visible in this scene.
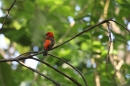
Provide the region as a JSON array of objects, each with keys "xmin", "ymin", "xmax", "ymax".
[{"xmin": 0, "ymin": 0, "xmax": 130, "ymax": 86}]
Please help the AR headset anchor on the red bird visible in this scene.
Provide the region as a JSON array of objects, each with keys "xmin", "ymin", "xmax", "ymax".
[{"xmin": 43, "ymin": 32, "xmax": 55, "ymax": 56}]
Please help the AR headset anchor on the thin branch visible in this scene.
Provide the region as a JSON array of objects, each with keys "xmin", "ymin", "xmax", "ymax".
[
  {"xmin": 110, "ymin": 20, "xmax": 130, "ymax": 33},
  {"xmin": 0, "ymin": 57, "xmax": 17, "ymax": 62},
  {"xmin": 0, "ymin": 51, "xmax": 40, "ymax": 62},
  {"xmin": 0, "ymin": 54, "xmax": 82, "ymax": 85},
  {"xmin": 1, "ymin": 0, "xmax": 17, "ymax": 29},
  {"xmin": 52, "ymin": 18, "xmax": 113, "ymax": 50},
  {"xmin": 18, "ymin": 51, "xmax": 38, "ymax": 57},
  {"xmin": 48, "ymin": 54, "xmax": 88, "ymax": 86},
  {"xmin": 18, "ymin": 61, "xmax": 61, "ymax": 86},
  {"xmin": 0, "ymin": 55, "xmax": 32, "ymax": 62},
  {"xmin": 7, "ymin": 0, "xmax": 17, "ymax": 11},
  {"xmin": 106, "ymin": 22, "xmax": 112, "ymax": 72},
  {"xmin": 1, "ymin": 15, "xmax": 8, "ymax": 30},
  {"xmin": 30, "ymin": 57, "xmax": 82, "ymax": 86}
]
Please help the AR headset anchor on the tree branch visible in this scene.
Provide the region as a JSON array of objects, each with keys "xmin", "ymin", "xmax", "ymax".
[
  {"xmin": 18, "ymin": 61, "xmax": 61, "ymax": 86},
  {"xmin": 48, "ymin": 54, "xmax": 88, "ymax": 86},
  {"xmin": 30, "ymin": 57, "xmax": 82, "ymax": 86},
  {"xmin": 0, "ymin": 0, "xmax": 17, "ymax": 29},
  {"xmin": 52, "ymin": 18, "xmax": 113, "ymax": 50},
  {"xmin": 52, "ymin": 18, "xmax": 130, "ymax": 50},
  {"xmin": 0, "ymin": 54, "xmax": 82, "ymax": 85},
  {"xmin": 111, "ymin": 20, "xmax": 130, "ymax": 33}
]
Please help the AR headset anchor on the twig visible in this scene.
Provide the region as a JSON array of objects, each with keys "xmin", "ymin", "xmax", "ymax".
[
  {"xmin": 110, "ymin": 20, "xmax": 130, "ymax": 33},
  {"xmin": 18, "ymin": 61, "xmax": 61, "ymax": 86},
  {"xmin": 106, "ymin": 22, "xmax": 112, "ymax": 72},
  {"xmin": 1, "ymin": 0, "xmax": 17, "ymax": 29},
  {"xmin": 30, "ymin": 57, "xmax": 82, "ymax": 86},
  {"xmin": 18, "ymin": 51, "xmax": 38, "ymax": 57},
  {"xmin": 48, "ymin": 54, "xmax": 88, "ymax": 86}
]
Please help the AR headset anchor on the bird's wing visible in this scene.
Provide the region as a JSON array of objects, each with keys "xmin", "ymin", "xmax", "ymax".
[{"xmin": 43, "ymin": 40, "xmax": 51, "ymax": 50}]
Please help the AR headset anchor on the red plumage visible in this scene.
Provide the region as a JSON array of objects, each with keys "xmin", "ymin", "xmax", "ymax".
[{"xmin": 43, "ymin": 32, "xmax": 55, "ymax": 56}]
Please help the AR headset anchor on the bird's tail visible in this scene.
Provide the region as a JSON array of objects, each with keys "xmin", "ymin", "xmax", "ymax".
[{"xmin": 43, "ymin": 50, "xmax": 48, "ymax": 56}]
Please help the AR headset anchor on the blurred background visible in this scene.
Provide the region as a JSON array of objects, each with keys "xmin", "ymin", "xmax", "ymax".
[{"xmin": 0, "ymin": 0, "xmax": 130, "ymax": 86}]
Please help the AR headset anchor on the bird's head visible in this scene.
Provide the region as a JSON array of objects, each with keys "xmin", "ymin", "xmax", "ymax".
[{"xmin": 46, "ymin": 32, "xmax": 54, "ymax": 37}]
